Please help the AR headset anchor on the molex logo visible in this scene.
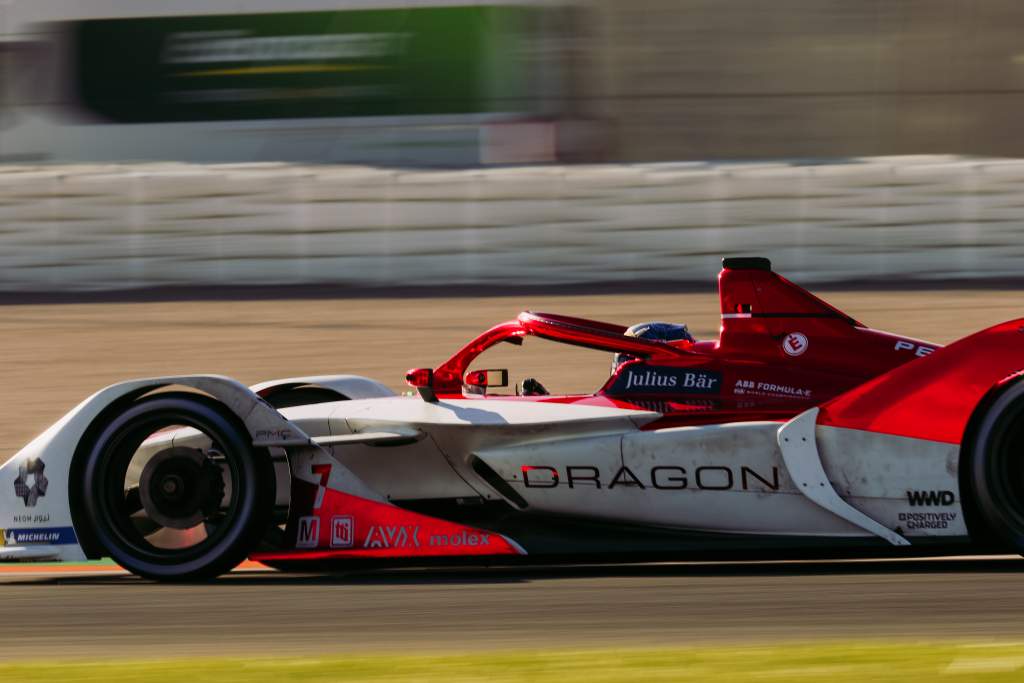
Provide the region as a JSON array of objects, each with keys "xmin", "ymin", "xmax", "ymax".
[{"xmin": 330, "ymin": 515, "xmax": 354, "ymax": 548}]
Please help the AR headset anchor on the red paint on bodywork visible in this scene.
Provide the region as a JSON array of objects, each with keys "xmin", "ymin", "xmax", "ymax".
[
  {"xmin": 397, "ymin": 265, "xmax": 1024, "ymax": 459},
  {"xmin": 250, "ymin": 478, "xmax": 523, "ymax": 562},
  {"xmin": 818, "ymin": 319, "xmax": 1024, "ymax": 444},
  {"xmin": 714, "ymin": 266, "xmax": 934, "ymax": 378}
]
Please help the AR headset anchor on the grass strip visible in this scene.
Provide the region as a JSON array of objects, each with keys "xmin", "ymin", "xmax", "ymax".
[{"xmin": 4, "ymin": 642, "xmax": 1024, "ymax": 682}]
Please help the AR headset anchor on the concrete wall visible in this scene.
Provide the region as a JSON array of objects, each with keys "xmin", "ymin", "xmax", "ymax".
[{"xmin": 2, "ymin": 156, "xmax": 1022, "ymax": 292}]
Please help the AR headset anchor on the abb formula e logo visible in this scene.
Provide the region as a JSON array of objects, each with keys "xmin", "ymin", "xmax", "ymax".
[
  {"xmin": 782, "ymin": 332, "xmax": 808, "ymax": 356},
  {"xmin": 733, "ymin": 379, "xmax": 811, "ymax": 399}
]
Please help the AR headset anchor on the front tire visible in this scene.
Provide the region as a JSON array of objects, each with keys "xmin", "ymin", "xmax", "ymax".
[
  {"xmin": 80, "ymin": 393, "xmax": 275, "ymax": 581},
  {"xmin": 968, "ymin": 380, "xmax": 1024, "ymax": 551}
]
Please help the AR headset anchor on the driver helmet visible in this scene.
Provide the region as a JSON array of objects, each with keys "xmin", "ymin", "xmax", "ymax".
[{"xmin": 611, "ymin": 321, "xmax": 695, "ymax": 374}]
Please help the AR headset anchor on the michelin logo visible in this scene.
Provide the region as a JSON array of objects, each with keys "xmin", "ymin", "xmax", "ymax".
[{"xmin": 1, "ymin": 527, "xmax": 78, "ymax": 545}]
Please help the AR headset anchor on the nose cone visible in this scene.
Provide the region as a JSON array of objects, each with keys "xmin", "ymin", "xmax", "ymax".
[{"xmin": 0, "ymin": 436, "xmax": 87, "ymax": 562}]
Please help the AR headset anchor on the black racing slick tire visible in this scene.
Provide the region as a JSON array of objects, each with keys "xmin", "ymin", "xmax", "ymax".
[
  {"xmin": 80, "ymin": 393, "xmax": 275, "ymax": 581},
  {"xmin": 967, "ymin": 380, "xmax": 1024, "ymax": 552}
]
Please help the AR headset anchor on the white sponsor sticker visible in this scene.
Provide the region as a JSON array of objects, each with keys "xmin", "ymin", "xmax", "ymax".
[
  {"xmin": 296, "ymin": 515, "xmax": 320, "ymax": 549},
  {"xmin": 782, "ymin": 332, "xmax": 809, "ymax": 356},
  {"xmin": 330, "ymin": 515, "xmax": 354, "ymax": 548}
]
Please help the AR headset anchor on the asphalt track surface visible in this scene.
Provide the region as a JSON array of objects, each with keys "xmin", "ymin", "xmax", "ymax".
[{"xmin": 1, "ymin": 556, "xmax": 1024, "ymax": 659}]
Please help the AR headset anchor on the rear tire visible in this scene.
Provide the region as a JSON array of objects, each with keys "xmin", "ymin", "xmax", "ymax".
[
  {"xmin": 80, "ymin": 393, "xmax": 275, "ymax": 581},
  {"xmin": 968, "ymin": 381, "xmax": 1024, "ymax": 551}
]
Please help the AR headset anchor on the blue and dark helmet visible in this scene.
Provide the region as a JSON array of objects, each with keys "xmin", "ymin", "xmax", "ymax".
[{"xmin": 611, "ymin": 321, "xmax": 695, "ymax": 374}]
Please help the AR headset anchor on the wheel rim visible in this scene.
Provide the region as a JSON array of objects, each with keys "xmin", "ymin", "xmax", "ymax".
[{"xmin": 95, "ymin": 412, "xmax": 243, "ymax": 562}]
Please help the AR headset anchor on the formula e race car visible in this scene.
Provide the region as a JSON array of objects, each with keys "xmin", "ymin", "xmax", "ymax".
[{"xmin": 3, "ymin": 257, "xmax": 1024, "ymax": 580}]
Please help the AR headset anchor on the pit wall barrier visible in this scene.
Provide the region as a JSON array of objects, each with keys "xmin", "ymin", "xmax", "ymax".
[{"xmin": 1, "ymin": 156, "xmax": 1021, "ymax": 292}]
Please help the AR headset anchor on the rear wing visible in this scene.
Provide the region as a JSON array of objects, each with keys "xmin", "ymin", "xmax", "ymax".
[
  {"xmin": 716, "ymin": 258, "xmax": 867, "ymax": 363},
  {"xmin": 719, "ymin": 257, "xmax": 862, "ymax": 327}
]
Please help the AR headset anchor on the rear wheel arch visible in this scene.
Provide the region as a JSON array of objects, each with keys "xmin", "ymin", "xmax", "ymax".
[{"xmin": 958, "ymin": 375, "xmax": 1024, "ymax": 550}]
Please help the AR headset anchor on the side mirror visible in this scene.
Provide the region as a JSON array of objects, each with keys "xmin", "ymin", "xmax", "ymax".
[
  {"xmin": 405, "ymin": 367, "xmax": 437, "ymax": 402},
  {"xmin": 405, "ymin": 367, "xmax": 433, "ymax": 387},
  {"xmin": 465, "ymin": 368, "xmax": 509, "ymax": 389}
]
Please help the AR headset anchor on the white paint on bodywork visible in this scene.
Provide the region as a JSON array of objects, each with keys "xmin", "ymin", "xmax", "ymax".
[
  {"xmin": 321, "ymin": 434, "xmax": 483, "ymax": 502},
  {"xmin": 326, "ymin": 397, "xmax": 660, "ymax": 501},
  {"xmin": 332, "ymin": 397, "xmax": 660, "ymax": 430},
  {"xmin": 479, "ymin": 433, "xmax": 626, "ymax": 511},
  {"xmin": 0, "ymin": 545, "xmax": 66, "ymax": 561},
  {"xmin": 264, "ymin": 399, "xmax": 468, "ymax": 503},
  {"xmin": 815, "ymin": 423, "xmax": 966, "ymax": 538},
  {"xmin": 492, "ymin": 421, "xmax": 867, "ymax": 536},
  {"xmin": 479, "ymin": 415, "xmax": 965, "ymax": 542},
  {"xmin": 273, "ymin": 403, "xmax": 333, "ymax": 442},
  {"xmin": 620, "ymin": 422, "xmax": 859, "ymax": 535},
  {"xmin": 334, "ymin": 397, "xmax": 658, "ymax": 467},
  {"xmin": 777, "ymin": 409, "xmax": 909, "ymax": 546},
  {"xmin": 314, "ymin": 430, "xmax": 421, "ymax": 446}
]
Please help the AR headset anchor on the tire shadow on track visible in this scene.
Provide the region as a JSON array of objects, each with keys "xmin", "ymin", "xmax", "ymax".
[{"xmin": 5, "ymin": 556, "xmax": 1023, "ymax": 587}]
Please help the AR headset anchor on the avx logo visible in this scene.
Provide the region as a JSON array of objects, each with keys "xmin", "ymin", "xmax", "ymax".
[
  {"xmin": 364, "ymin": 524, "xmax": 420, "ymax": 549},
  {"xmin": 906, "ymin": 490, "xmax": 955, "ymax": 506}
]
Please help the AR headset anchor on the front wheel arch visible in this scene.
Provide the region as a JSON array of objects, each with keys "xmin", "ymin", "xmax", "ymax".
[
  {"xmin": 70, "ymin": 387, "xmax": 154, "ymax": 559},
  {"xmin": 72, "ymin": 391, "xmax": 276, "ymax": 578}
]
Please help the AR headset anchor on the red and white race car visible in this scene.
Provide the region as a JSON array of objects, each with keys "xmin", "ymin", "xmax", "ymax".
[{"xmin": 2, "ymin": 257, "xmax": 1022, "ymax": 580}]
